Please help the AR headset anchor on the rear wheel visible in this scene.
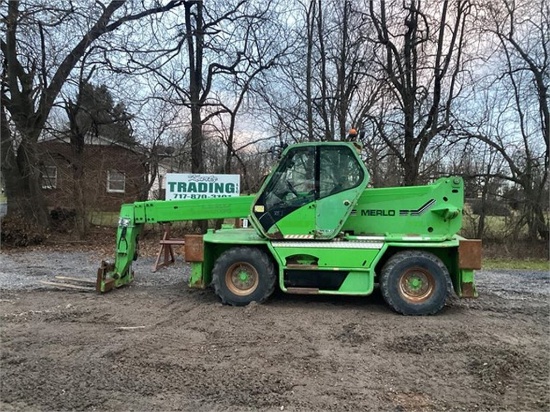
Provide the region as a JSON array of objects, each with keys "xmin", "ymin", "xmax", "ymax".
[
  {"xmin": 380, "ymin": 250, "xmax": 451, "ymax": 315},
  {"xmin": 212, "ymin": 247, "xmax": 276, "ymax": 306}
]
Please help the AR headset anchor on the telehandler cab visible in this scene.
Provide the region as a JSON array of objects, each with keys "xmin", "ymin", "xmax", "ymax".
[{"xmin": 97, "ymin": 141, "xmax": 481, "ymax": 315}]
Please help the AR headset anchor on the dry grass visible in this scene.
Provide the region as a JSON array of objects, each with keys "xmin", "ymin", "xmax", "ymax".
[{"xmin": 482, "ymin": 239, "xmax": 549, "ymax": 260}]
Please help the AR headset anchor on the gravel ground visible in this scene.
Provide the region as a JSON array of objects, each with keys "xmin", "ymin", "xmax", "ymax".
[
  {"xmin": 0, "ymin": 250, "xmax": 189, "ymax": 290},
  {"xmin": 1, "ymin": 247, "xmax": 549, "ymax": 411},
  {"xmin": 0, "ymin": 248, "xmax": 547, "ymax": 298}
]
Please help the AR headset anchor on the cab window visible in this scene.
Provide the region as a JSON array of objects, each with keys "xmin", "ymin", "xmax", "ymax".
[
  {"xmin": 263, "ymin": 146, "xmax": 316, "ymax": 209},
  {"xmin": 319, "ymin": 146, "xmax": 364, "ymax": 199}
]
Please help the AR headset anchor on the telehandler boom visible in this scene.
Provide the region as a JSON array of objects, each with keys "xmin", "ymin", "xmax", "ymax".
[{"xmin": 97, "ymin": 141, "xmax": 481, "ymax": 315}]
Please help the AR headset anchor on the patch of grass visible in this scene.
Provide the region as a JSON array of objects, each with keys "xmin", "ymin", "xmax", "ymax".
[
  {"xmin": 483, "ymin": 259, "xmax": 549, "ymax": 271},
  {"xmin": 461, "ymin": 213, "xmax": 527, "ymax": 240}
]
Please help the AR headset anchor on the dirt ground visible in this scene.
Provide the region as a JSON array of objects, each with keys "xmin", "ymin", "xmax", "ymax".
[{"xmin": 0, "ymin": 242, "xmax": 549, "ymax": 411}]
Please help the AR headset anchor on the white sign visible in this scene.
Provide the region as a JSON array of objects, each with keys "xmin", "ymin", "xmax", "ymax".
[{"xmin": 165, "ymin": 173, "xmax": 240, "ymax": 200}]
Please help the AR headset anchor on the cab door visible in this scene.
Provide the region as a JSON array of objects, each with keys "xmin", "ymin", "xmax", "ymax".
[
  {"xmin": 314, "ymin": 145, "xmax": 368, "ymax": 239},
  {"xmin": 252, "ymin": 146, "xmax": 317, "ymax": 238}
]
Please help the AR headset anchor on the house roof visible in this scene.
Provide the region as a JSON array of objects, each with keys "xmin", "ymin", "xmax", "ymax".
[{"xmin": 38, "ymin": 132, "xmax": 141, "ymax": 154}]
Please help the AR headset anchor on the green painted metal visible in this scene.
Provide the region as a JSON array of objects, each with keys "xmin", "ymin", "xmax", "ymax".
[
  {"xmin": 101, "ymin": 141, "xmax": 479, "ymax": 307},
  {"xmin": 342, "ymin": 177, "xmax": 463, "ymax": 239},
  {"xmin": 100, "ymin": 196, "xmax": 253, "ymax": 290},
  {"xmin": 270, "ymin": 241, "xmax": 381, "ymax": 269},
  {"xmin": 138, "ymin": 195, "xmax": 254, "ymax": 223},
  {"xmin": 324, "ymin": 271, "xmax": 374, "ymax": 295},
  {"xmin": 455, "ymin": 269, "xmax": 478, "ymax": 297},
  {"xmin": 97, "ymin": 203, "xmax": 141, "ymax": 292},
  {"xmin": 189, "ymin": 262, "xmax": 205, "ymax": 288},
  {"xmin": 203, "ymin": 228, "xmax": 267, "ymax": 245},
  {"xmin": 266, "ymin": 204, "xmax": 316, "ymax": 238},
  {"xmin": 266, "ymin": 240, "xmax": 380, "ymax": 295}
]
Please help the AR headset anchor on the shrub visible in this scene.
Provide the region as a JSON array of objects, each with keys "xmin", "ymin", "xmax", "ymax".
[
  {"xmin": 1, "ymin": 213, "xmax": 48, "ymax": 247},
  {"xmin": 50, "ymin": 208, "xmax": 77, "ymax": 233},
  {"xmin": 469, "ymin": 199, "xmax": 511, "ymax": 217}
]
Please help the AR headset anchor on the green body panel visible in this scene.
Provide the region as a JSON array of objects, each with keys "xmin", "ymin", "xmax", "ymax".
[
  {"xmin": 337, "ymin": 271, "xmax": 374, "ymax": 294},
  {"xmin": 315, "ymin": 190, "xmax": 363, "ymax": 237},
  {"xmin": 266, "ymin": 204, "xmax": 316, "ymax": 237},
  {"xmin": 269, "ymin": 240, "xmax": 379, "ymax": 295},
  {"xmin": 342, "ymin": 177, "xmax": 463, "ymax": 238},
  {"xmin": 203, "ymin": 227, "xmax": 267, "ymax": 244},
  {"xmin": 269, "ymin": 241, "xmax": 381, "ymax": 269}
]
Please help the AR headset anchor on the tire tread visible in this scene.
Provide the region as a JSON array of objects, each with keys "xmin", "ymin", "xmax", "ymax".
[
  {"xmin": 380, "ymin": 250, "xmax": 450, "ymax": 316},
  {"xmin": 212, "ymin": 247, "xmax": 275, "ymax": 306}
]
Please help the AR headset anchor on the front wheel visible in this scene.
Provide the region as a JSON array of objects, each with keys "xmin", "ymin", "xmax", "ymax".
[
  {"xmin": 212, "ymin": 247, "xmax": 276, "ymax": 306},
  {"xmin": 380, "ymin": 250, "xmax": 451, "ymax": 315}
]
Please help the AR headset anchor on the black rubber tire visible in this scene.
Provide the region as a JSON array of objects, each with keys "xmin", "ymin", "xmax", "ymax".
[
  {"xmin": 380, "ymin": 250, "xmax": 451, "ymax": 315},
  {"xmin": 212, "ymin": 247, "xmax": 276, "ymax": 306}
]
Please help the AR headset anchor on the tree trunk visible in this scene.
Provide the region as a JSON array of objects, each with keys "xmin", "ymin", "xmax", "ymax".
[
  {"xmin": 185, "ymin": 0, "xmax": 207, "ymax": 233},
  {"xmin": 190, "ymin": 105, "xmax": 204, "ymax": 174},
  {"xmin": 71, "ymin": 133, "xmax": 89, "ymax": 239},
  {"xmin": 337, "ymin": 0, "xmax": 350, "ymax": 141},
  {"xmin": 524, "ymin": 182, "xmax": 549, "ymax": 241},
  {"xmin": 72, "ymin": 161, "xmax": 88, "ymax": 239},
  {"xmin": 305, "ymin": 1, "xmax": 315, "ymax": 142},
  {"xmin": 476, "ymin": 179, "xmax": 490, "ymax": 239},
  {"xmin": 6, "ymin": 136, "xmax": 51, "ymax": 227},
  {"xmin": 402, "ymin": 111, "xmax": 418, "ymax": 186}
]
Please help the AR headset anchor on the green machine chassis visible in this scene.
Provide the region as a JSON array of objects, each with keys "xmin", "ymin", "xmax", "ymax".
[
  {"xmin": 190, "ymin": 229, "xmax": 477, "ymax": 297},
  {"xmin": 98, "ymin": 141, "xmax": 480, "ymax": 315}
]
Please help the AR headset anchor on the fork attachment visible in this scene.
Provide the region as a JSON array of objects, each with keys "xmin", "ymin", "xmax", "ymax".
[
  {"xmin": 40, "ymin": 276, "xmax": 96, "ymax": 292},
  {"xmin": 96, "ymin": 261, "xmax": 118, "ymax": 293}
]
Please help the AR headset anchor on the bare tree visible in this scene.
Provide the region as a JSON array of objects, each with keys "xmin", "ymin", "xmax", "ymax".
[
  {"xmin": 133, "ymin": 98, "xmax": 184, "ymax": 201},
  {"xmin": 261, "ymin": 0, "xmax": 379, "ymax": 143},
  {"xmin": 366, "ymin": 0, "xmax": 473, "ymax": 185},
  {"xmin": 213, "ymin": 66, "xmax": 276, "ymax": 175},
  {"xmin": 182, "ymin": 0, "xmax": 205, "ymax": 174},
  {"xmin": 459, "ymin": 0, "xmax": 549, "ymax": 240},
  {"xmin": 1, "ymin": 0, "xmax": 185, "ymax": 228},
  {"xmin": 305, "ymin": 0, "xmax": 317, "ymax": 141},
  {"xmin": 173, "ymin": 0, "xmax": 282, "ymax": 175},
  {"xmin": 61, "ymin": 62, "xmax": 97, "ymax": 238}
]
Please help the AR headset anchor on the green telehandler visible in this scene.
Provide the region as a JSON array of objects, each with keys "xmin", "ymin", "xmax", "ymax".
[{"xmin": 97, "ymin": 141, "xmax": 481, "ymax": 315}]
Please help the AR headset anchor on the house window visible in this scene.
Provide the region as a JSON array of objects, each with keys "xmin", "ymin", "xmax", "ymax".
[
  {"xmin": 41, "ymin": 166, "xmax": 57, "ymax": 189},
  {"xmin": 107, "ymin": 170, "xmax": 125, "ymax": 193}
]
